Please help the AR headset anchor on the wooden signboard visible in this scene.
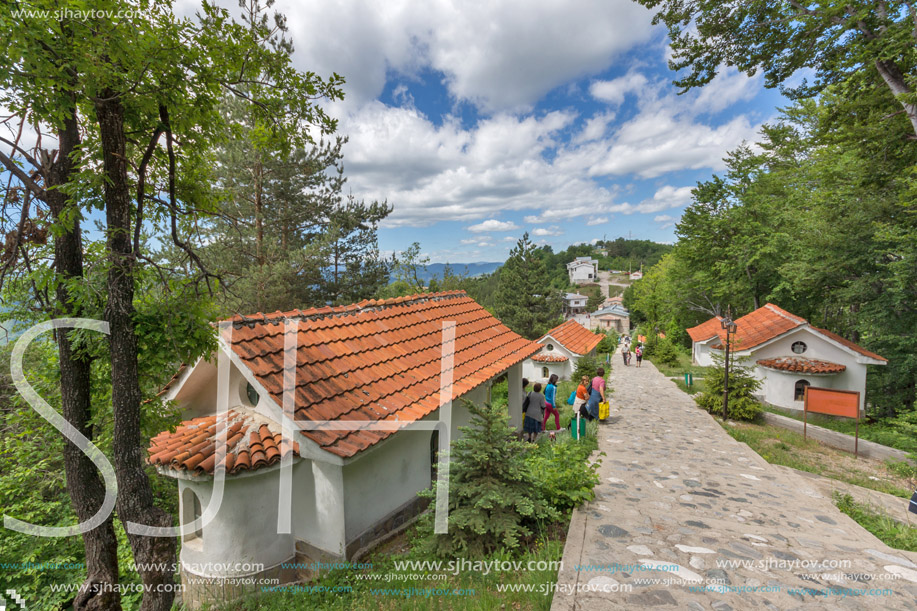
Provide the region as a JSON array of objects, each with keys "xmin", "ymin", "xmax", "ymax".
[{"xmin": 804, "ymin": 386, "xmax": 861, "ymax": 457}]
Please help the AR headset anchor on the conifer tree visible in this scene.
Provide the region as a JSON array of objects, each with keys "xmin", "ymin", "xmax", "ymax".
[
  {"xmin": 494, "ymin": 233, "xmax": 562, "ymax": 339},
  {"xmin": 418, "ymin": 400, "xmax": 560, "ymax": 557}
]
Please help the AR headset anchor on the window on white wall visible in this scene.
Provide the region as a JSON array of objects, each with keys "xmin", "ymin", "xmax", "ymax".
[
  {"xmin": 181, "ymin": 488, "xmax": 203, "ymax": 543},
  {"xmin": 794, "ymin": 379, "xmax": 810, "ymax": 401},
  {"xmin": 542, "ymin": 367, "xmax": 549, "ymax": 378},
  {"xmin": 242, "ymin": 380, "xmax": 260, "ymax": 407},
  {"xmin": 546, "ymin": 344, "xmax": 554, "ymax": 351},
  {"xmin": 791, "ymin": 341, "xmax": 807, "ymax": 354}
]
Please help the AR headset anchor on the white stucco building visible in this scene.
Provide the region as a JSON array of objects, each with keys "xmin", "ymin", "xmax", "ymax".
[
  {"xmin": 147, "ymin": 291, "xmax": 539, "ymax": 608},
  {"xmin": 564, "ymin": 292, "xmax": 588, "ymax": 316},
  {"xmin": 566, "ymin": 257, "xmax": 598, "ymax": 284},
  {"xmin": 687, "ymin": 304, "xmax": 886, "ymax": 413},
  {"xmin": 522, "ymin": 319, "xmax": 603, "ymax": 383}
]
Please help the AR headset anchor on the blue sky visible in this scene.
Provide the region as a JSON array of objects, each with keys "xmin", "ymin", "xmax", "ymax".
[
  {"xmin": 5, "ymin": 0, "xmax": 797, "ymax": 265},
  {"xmin": 266, "ymin": 0, "xmax": 793, "ymax": 263}
]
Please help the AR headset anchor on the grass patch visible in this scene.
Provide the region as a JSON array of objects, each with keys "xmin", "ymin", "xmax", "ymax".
[
  {"xmin": 650, "ymin": 351, "xmax": 707, "ymax": 378},
  {"xmin": 671, "ymin": 378, "xmax": 701, "ymax": 396},
  {"xmin": 221, "ymin": 531, "xmax": 565, "ymax": 610},
  {"xmin": 762, "ymin": 405, "xmax": 917, "ymax": 455},
  {"xmin": 721, "ymin": 421, "xmax": 914, "ymax": 498},
  {"xmin": 834, "ymin": 492, "xmax": 917, "ymax": 552}
]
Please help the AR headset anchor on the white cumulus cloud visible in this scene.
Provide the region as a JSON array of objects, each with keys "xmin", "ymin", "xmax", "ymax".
[{"xmin": 467, "ymin": 219, "xmax": 520, "ymax": 233}]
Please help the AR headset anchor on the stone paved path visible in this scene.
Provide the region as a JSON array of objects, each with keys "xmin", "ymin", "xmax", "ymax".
[{"xmin": 552, "ymin": 360, "xmax": 917, "ymax": 610}]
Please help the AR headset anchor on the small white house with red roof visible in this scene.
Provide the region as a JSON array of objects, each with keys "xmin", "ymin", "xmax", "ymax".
[
  {"xmin": 687, "ymin": 304, "xmax": 886, "ymax": 412},
  {"xmin": 522, "ymin": 319, "xmax": 603, "ymax": 382},
  {"xmin": 147, "ymin": 291, "xmax": 540, "ymax": 608}
]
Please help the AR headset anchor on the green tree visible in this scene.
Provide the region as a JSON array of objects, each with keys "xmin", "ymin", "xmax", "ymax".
[
  {"xmin": 0, "ymin": 0, "xmax": 342, "ymax": 607},
  {"xmin": 416, "ymin": 400, "xmax": 560, "ymax": 557},
  {"xmin": 694, "ymin": 356, "xmax": 763, "ymax": 422},
  {"xmin": 636, "ymin": 0, "xmax": 917, "ymax": 137},
  {"xmin": 494, "ymin": 234, "xmax": 562, "ymax": 339}
]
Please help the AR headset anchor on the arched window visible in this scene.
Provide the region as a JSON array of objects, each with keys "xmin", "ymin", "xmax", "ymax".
[
  {"xmin": 542, "ymin": 367, "xmax": 549, "ymax": 378},
  {"xmin": 794, "ymin": 379, "xmax": 810, "ymax": 402},
  {"xmin": 181, "ymin": 488, "xmax": 203, "ymax": 543}
]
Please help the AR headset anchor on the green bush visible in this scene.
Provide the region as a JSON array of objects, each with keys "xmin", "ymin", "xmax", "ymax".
[
  {"xmin": 415, "ymin": 400, "xmax": 560, "ymax": 557},
  {"xmin": 595, "ymin": 332, "xmax": 617, "ymax": 354},
  {"xmin": 573, "ymin": 355, "xmax": 599, "ymax": 381},
  {"xmin": 647, "ymin": 337, "xmax": 679, "ymax": 367},
  {"xmin": 694, "ymin": 356, "xmax": 763, "ymax": 421},
  {"xmin": 529, "ymin": 435, "xmax": 602, "ymax": 513}
]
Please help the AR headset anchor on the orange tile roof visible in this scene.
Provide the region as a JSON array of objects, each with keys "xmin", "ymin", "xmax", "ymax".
[
  {"xmin": 708, "ymin": 304, "xmax": 806, "ymax": 351},
  {"xmin": 542, "ymin": 320, "xmax": 603, "ymax": 355},
  {"xmin": 687, "ymin": 316, "xmax": 723, "ymax": 342},
  {"xmin": 531, "ymin": 354, "xmax": 569, "ymax": 363},
  {"xmin": 757, "ymin": 357, "xmax": 846, "ymax": 374},
  {"xmin": 810, "ymin": 326, "xmax": 887, "ymax": 362},
  {"xmin": 698, "ymin": 304, "xmax": 885, "ymax": 362},
  {"xmin": 152, "ymin": 291, "xmax": 540, "ymax": 463},
  {"xmin": 148, "ymin": 408, "xmax": 299, "ymax": 475}
]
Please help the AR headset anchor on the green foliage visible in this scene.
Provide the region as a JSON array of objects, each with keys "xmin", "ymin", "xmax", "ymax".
[
  {"xmin": 596, "ymin": 238, "xmax": 673, "ymax": 273},
  {"xmin": 636, "ymin": 0, "xmax": 917, "ymax": 140},
  {"xmin": 595, "ymin": 332, "xmax": 616, "ymax": 354},
  {"xmin": 528, "ymin": 436, "xmax": 602, "ymax": 513},
  {"xmin": 572, "ymin": 355, "xmax": 599, "ymax": 382},
  {"xmin": 834, "ymin": 493, "xmax": 917, "ymax": 552},
  {"xmin": 647, "ymin": 337, "xmax": 680, "ymax": 368},
  {"xmin": 415, "ymin": 400, "xmax": 560, "ymax": 557},
  {"xmin": 494, "ymin": 234, "xmax": 563, "ymax": 339},
  {"xmin": 694, "ymin": 357, "xmax": 763, "ymax": 421}
]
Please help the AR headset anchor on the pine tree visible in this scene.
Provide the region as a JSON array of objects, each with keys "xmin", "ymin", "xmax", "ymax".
[
  {"xmin": 494, "ymin": 233, "xmax": 562, "ymax": 339},
  {"xmin": 417, "ymin": 400, "xmax": 560, "ymax": 557}
]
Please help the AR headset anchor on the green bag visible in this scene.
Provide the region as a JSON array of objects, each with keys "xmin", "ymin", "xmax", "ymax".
[{"xmin": 571, "ymin": 415, "xmax": 588, "ymax": 440}]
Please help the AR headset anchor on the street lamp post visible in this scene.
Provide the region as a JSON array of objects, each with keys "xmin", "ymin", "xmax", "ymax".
[{"xmin": 721, "ymin": 309, "xmax": 737, "ymax": 420}]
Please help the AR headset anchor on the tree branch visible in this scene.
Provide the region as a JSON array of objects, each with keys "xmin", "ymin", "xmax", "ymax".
[
  {"xmin": 133, "ymin": 119, "xmax": 164, "ymax": 256},
  {"xmin": 0, "ymin": 149, "xmax": 46, "ymax": 199}
]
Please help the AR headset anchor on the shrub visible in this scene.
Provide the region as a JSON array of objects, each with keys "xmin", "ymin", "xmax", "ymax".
[
  {"xmin": 573, "ymin": 355, "xmax": 599, "ymax": 381},
  {"xmin": 595, "ymin": 332, "xmax": 616, "ymax": 354},
  {"xmin": 528, "ymin": 435, "xmax": 602, "ymax": 513},
  {"xmin": 647, "ymin": 337, "xmax": 679, "ymax": 367},
  {"xmin": 415, "ymin": 400, "xmax": 560, "ymax": 557},
  {"xmin": 694, "ymin": 356, "xmax": 762, "ymax": 421}
]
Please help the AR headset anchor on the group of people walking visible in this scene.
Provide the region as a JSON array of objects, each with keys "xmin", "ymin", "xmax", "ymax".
[
  {"xmin": 521, "ymin": 369, "xmax": 607, "ymax": 442},
  {"xmin": 619, "ymin": 335, "xmax": 643, "ymax": 367}
]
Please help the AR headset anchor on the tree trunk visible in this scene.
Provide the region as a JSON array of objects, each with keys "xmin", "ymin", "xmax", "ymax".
[
  {"xmin": 47, "ymin": 106, "xmax": 122, "ymax": 611},
  {"xmin": 95, "ymin": 94, "xmax": 176, "ymax": 611},
  {"xmin": 875, "ymin": 59, "xmax": 917, "ymax": 138}
]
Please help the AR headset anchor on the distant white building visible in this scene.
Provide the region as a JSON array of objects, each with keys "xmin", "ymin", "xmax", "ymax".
[
  {"xmin": 567, "ymin": 257, "xmax": 598, "ymax": 284},
  {"xmin": 687, "ymin": 304, "xmax": 886, "ymax": 413},
  {"xmin": 629, "ymin": 270, "xmax": 643, "ymax": 280},
  {"xmin": 564, "ymin": 292, "xmax": 588, "ymax": 315},
  {"xmin": 523, "ymin": 320, "xmax": 603, "ymax": 382}
]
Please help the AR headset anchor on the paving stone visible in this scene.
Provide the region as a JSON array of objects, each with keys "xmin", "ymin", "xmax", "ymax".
[
  {"xmin": 598, "ymin": 524, "xmax": 629, "ymax": 538},
  {"xmin": 625, "ymin": 589, "xmax": 679, "ymax": 606},
  {"xmin": 551, "ymin": 360, "xmax": 917, "ymax": 611}
]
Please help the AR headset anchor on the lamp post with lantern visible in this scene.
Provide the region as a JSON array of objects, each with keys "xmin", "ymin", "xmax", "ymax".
[{"xmin": 721, "ymin": 309, "xmax": 738, "ymax": 420}]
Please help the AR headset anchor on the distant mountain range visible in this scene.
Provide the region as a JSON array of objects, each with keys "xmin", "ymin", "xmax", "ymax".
[{"xmin": 418, "ymin": 262, "xmax": 502, "ymax": 283}]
